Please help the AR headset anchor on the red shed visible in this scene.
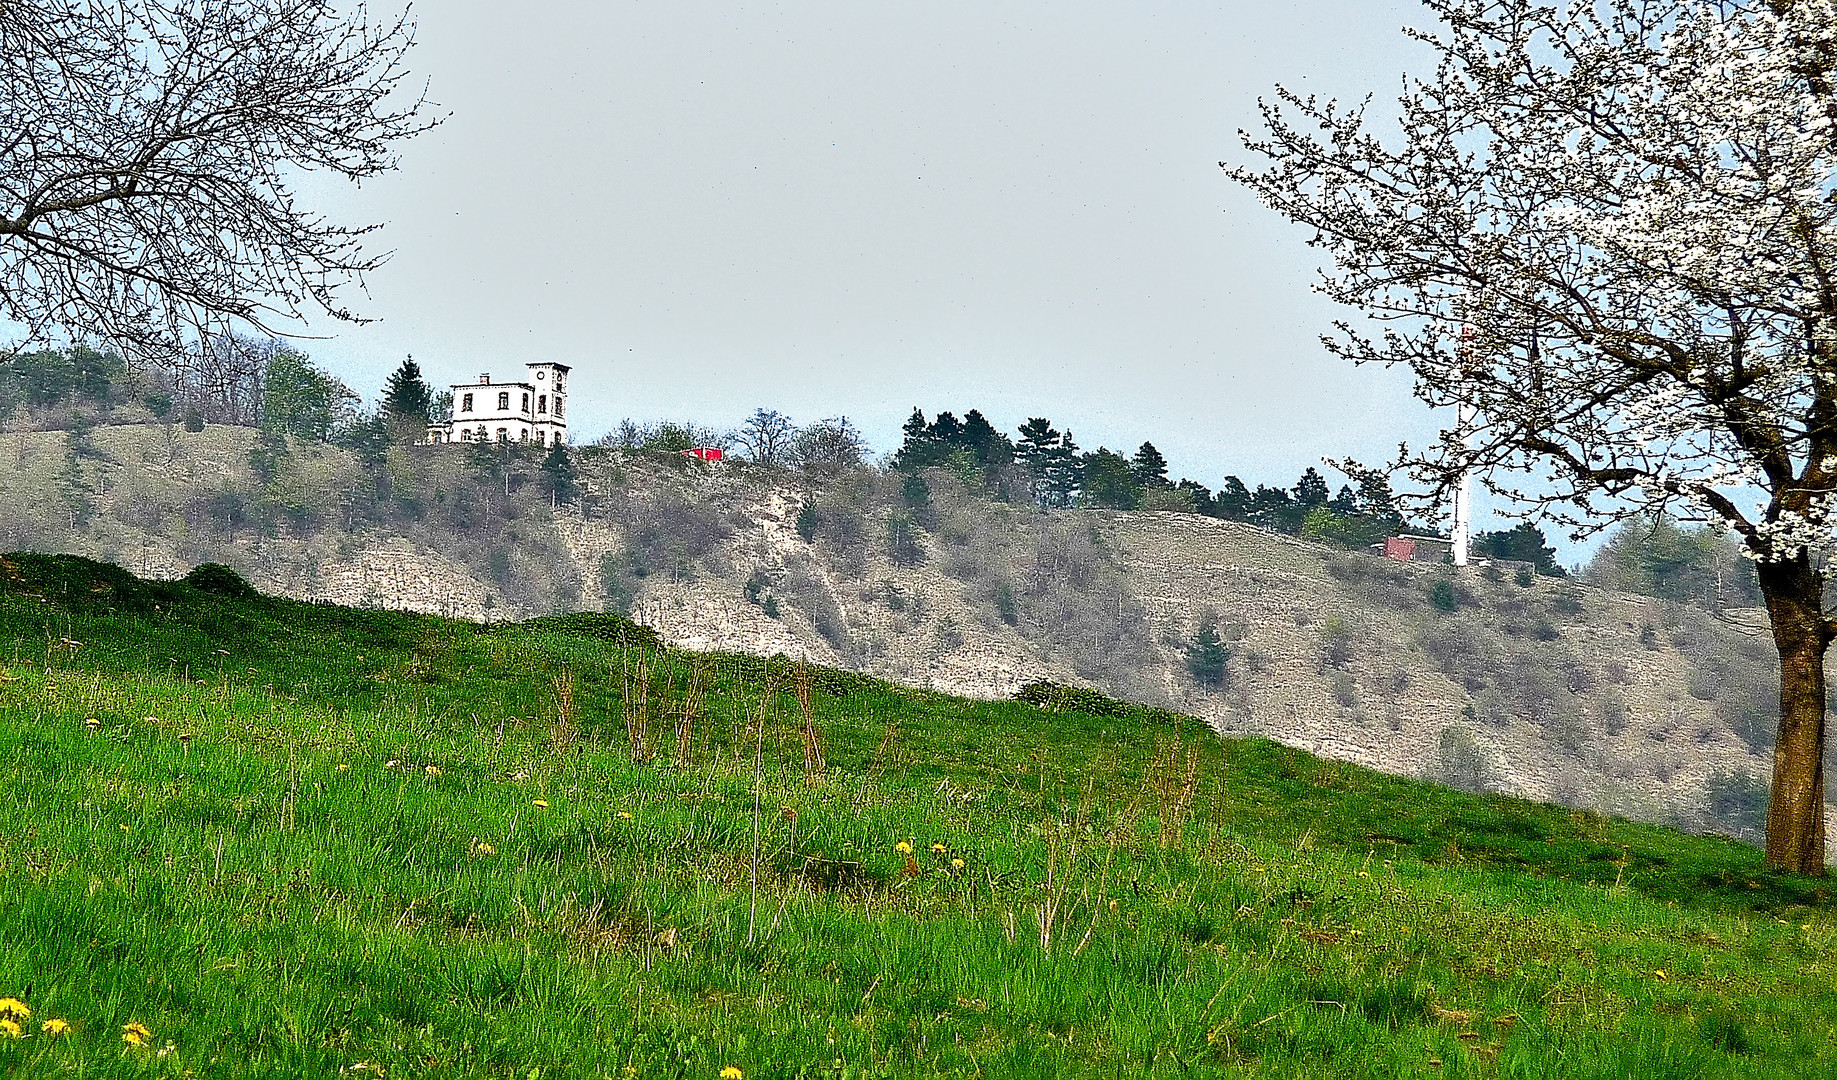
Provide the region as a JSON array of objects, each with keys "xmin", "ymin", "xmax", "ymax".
[
  {"xmin": 1384, "ymin": 537, "xmax": 1416, "ymax": 562},
  {"xmin": 682, "ymin": 446, "xmax": 725, "ymax": 462}
]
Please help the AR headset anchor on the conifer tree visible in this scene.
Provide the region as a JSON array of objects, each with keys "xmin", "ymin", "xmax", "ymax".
[
  {"xmin": 1130, "ymin": 442, "xmax": 1171, "ymax": 488},
  {"xmin": 540, "ymin": 439, "xmax": 579, "ymax": 505},
  {"xmin": 381, "ymin": 355, "xmax": 433, "ymax": 426},
  {"xmin": 1293, "ymin": 467, "xmax": 1330, "ymax": 508}
]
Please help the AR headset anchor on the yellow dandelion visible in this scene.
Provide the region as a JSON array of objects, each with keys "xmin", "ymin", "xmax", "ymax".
[
  {"xmin": 1652, "ymin": 969, "xmax": 1668, "ymax": 981},
  {"xmin": 720, "ymin": 1067, "xmax": 744, "ymax": 1080},
  {"xmin": 894, "ymin": 840, "xmax": 913, "ymax": 855},
  {"xmin": 473, "ymin": 842, "xmax": 496, "ymax": 856},
  {"xmin": 0, "ymin": 1018, "xmax": 20, "ymax": 1039},
  {"xmin": 40, "ymin": 1018, "xmax": 69, "ymax": 1038},
  {"xmin": 930, "ymin": 842, "xmax": 948, "ymax": 854},
  {"xmin": 336, "ymin": 763, "xmax": 350, "ymax": 772},
  {"xmin": 617, "ymin": 811, "xmax": 633, "ymax": 820},
  {"xmin": 122, "ymin": 1021, "xmax": 152, "ymax": 1046},
  {"xmin": 533, "ymin": 799, "xmax": 550, "ymax": 810},
  {"xmin": 951, "ymin": 857, "xmax": 965, "ymax": 869},
  {"xmin": 424, "ymin": 765, "xmax": 442, "ymax": 777},
  {"xmin": 0, "ymin": 997, "xmax": 29, "ymax": 1020}
]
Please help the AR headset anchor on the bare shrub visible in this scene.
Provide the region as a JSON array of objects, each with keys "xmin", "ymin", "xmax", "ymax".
[
  {"xmin": 1436, "ymin": 725, "xmax": 1493, "ymax": 792},
  {"xmin": 780, "ymin": 559, "xmax": 852, "ymax": 657}
]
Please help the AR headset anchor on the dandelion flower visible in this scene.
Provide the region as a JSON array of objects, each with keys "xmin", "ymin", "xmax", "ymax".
[
  {"xmin": 617, "ymin": 811, "xmax": 633, "ymax": 820},
  {"xmin": 0, "ymin": 997, "xmax": 29, "ymax": 1021},
  {"xmin": 720, "ymin": 1067, "xmax": 744, "ymax": 1080},
  {"xmin": 336, "ymin": 763, "xmax": 350, "ymax": 772},
  {"xmin": 473, "ymin": 842, "xmax": 496, "ymax": 856},
  {"xmin": 894, "ymin": 840, "xmax": 913, "ymax": 855},
  {"xmin": 533, "ymin": 799, "xmax": 550, "ymax": 810},
  {"xmin": 951, "ymin": 857, "xmax": 965, "ymax": 869},
  {"xmin": 40, "ymin": 1018, "xmax": 68, "ymax": 1038},
  {"xmin": 122, "ymin": 1022, "xmax": 152, "ymax": 1046},
  {"xmin": 930, "ymin": 842, "xmax": 947, "ymax": 854},
  {"xmin": 424, "ymin": 765, "xmax": 442, "ymax": 777},
  {"xmin": 0, "ymin": 1018, "xmax": 20, "ymax": 1039}
]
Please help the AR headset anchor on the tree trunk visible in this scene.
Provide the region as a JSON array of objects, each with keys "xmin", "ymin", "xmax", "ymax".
[{"xmin": 1755, "ymin": 552, "xmax": 1830, "ymax": 874}]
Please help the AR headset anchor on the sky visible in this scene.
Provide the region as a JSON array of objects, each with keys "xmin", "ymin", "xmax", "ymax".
[{"xmin": 298, "ymin": 1, "xmax": 1584, "ymax": 559}]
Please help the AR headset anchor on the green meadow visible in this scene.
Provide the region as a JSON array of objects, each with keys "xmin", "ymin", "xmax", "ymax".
[{"xmin": 0, "ymin": 552, "xmax": 1831, "ymax": 1078}]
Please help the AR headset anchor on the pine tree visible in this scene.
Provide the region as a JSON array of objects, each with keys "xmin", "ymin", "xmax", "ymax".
[
  {"xmin": 1016, "ymin": 417, "xmax": 1062, "ymax": 507},
  {"xmin": 1187, "ymin": 620, "xmax": 1230, "ymax": 691},
  {"xmin": 381, "ymin": 355, "xmax": 433, "ymax": 426},
  {"xmin": 540, "ymin": 439, "xmax": 579, "ymax": 505},
  {"xmin": 1293, "ymin": 467, "xmax": 1330, "ymax": 507},
  {"xmin": 960, "ymin": 409, "xmax": 1014, "ymax": 467},
  {"xmin": 1214, "ymin": 476, "xmax": 1253, "ymax": 520},
  {"xmin": 1130, "ymin": 442, "xmax": 1170, "ymax": 487},
  {"xmin": 894, "ymin": 407, "xmax": 941, "ymax": 470}
]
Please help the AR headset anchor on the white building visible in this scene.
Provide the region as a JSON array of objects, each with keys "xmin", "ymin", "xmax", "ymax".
[{"xmin": 426, "ymin": 362, "xmax": 570, "ymax": 446}]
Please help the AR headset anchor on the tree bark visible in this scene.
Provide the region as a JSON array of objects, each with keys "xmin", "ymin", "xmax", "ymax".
[{"xmin": 1756, "ymin": 552, "xmax": 1830, "ymax": 874}]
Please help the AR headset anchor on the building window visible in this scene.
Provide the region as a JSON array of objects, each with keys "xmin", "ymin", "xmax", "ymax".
[
  {"xmin": 537, "ymin": 394, "xmax": 546, "ymax": 414},
  {"xmin": 556, "ymin": 376, "xmax": 565, "ymax": 392},
  {"xmin": 521, "ymin": 392, "xmax": 531, "ymax": 413},
  {"xmin": 460, "ymin": 429, "xmax": 471, "ymax": 442},
  {"xmin": 461, "ymin": 393, "xmax": 473, "ymax": 412},
  {"xmin": 498, "ymin": 391, "xmax": 510, "ymax": 410},
  {"xmin": 554, "ymin": 398, "xmax": 564, "ymax": 418},
  {"xmin": 496, "ymin": 428, "xmax": 508, "ymax": 442}
]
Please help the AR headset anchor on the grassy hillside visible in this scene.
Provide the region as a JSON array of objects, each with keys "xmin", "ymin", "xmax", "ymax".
[{"xmin": 0, "ymin": 553, "xmax": 1831, "ymax": 1078}]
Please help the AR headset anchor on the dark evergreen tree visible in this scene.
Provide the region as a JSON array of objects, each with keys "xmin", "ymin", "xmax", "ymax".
[
  {"xmin": 381, "ymin": 354, "xmax": 434, "ymax": 426},
  {"xmin": 893, "ymin": 408, "xmax": 938, "ymax": 470},
  {"xmin": 1354, "ymin": 472, "xmax": 1406, "ymax": 528},
  {"xmin": 540, "ymin": 439, "xmax": 579, "ymax": 504},
  {"xmin": 1177, "ymin": 479, "xmax": 1216, "ymax": 515},
  {"xmin": 1016, "ymin": 417, "xmax": 1061, "ymax": 507},
  {"xmin": 1187, "ymin": 619, "xmax": 1231, "ymax": 691},
  {"xmin": 1214, "ymin": 476, "xmax": 1253, "ymax": 520},
  {"xmin": 1130, "ymin": 441, "xmax": 1170, "ymax": 487},
  {"xmin": 1250, "ymin": 484, "xmax": 1303, "ymax": 532},
  {"xmin": 960, "ymin": 409, "xmax": 1014, "ymax": 467},
  {"xmin": 1473, "ymin": 523, "xmax": 1566, "ymax": 577},
  {"xmin": 1293, "ymin": 467, "xmax": 1330, "ymax": 507},
  {"xmin": 1329, "ymin": 484, "xmax": 1359, "ymax": 514}
]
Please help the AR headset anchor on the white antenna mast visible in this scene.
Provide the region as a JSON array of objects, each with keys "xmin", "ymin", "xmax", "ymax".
[{"xmin": 1451, "ymin": 326, "xmax": 1475, "ymax": 567}]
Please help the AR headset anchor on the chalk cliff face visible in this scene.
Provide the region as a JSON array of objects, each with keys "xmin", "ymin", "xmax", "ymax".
[{"xmin": 1, "ymin": 424, "xmax": 1807, "ymax": 848}]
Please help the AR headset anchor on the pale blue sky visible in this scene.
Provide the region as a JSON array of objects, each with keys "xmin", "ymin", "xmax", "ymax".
[{"xmin": 301, "ymin": 1, "xmax": 1579, "ymax": 558}]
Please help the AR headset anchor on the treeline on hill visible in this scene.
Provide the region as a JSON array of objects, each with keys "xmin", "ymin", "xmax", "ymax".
[
  {"xmin": 889, "ymin": 407, "xmax": 1569, "ymax": 575},
  {"xmin": 5, "ymin": 343, "xmax": 1758, "ymax": 610}
]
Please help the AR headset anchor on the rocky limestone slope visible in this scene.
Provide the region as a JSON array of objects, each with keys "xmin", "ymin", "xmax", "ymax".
[{"xmin": 0, "ymin": 423, "xmax": 1811, "ymax": 849}]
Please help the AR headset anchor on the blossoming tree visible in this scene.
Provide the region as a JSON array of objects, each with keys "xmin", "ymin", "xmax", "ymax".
[{"xmin": 1226, "ymin": 0, "xmax": 1837, "ymax": 873}]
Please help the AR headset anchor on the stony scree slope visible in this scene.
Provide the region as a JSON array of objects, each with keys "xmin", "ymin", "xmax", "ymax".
[{"xmin": 0, "ymin": 423, "xmax": 1810, "ymax": 850}]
